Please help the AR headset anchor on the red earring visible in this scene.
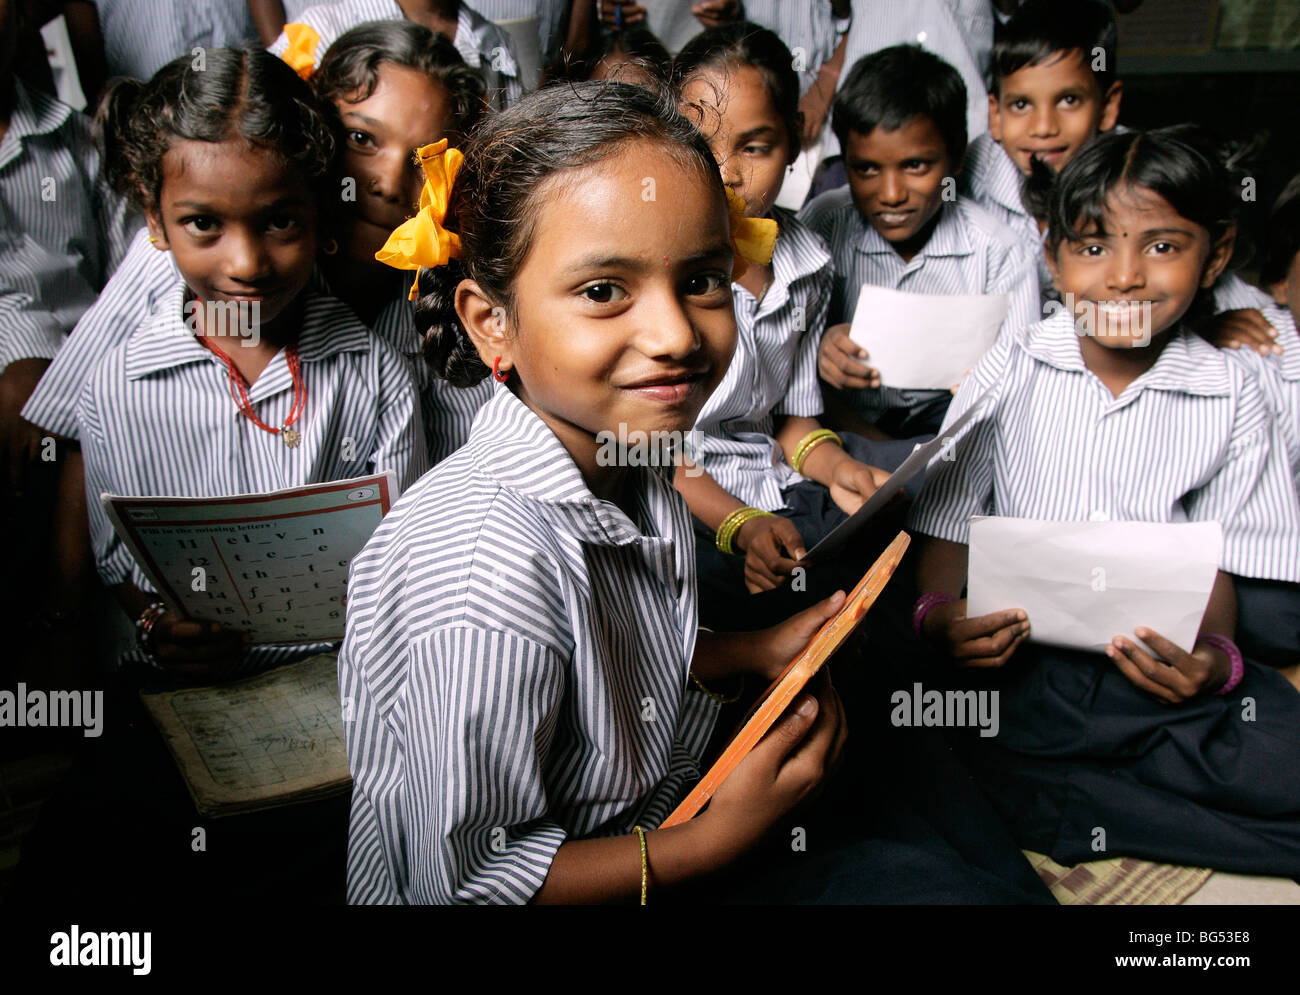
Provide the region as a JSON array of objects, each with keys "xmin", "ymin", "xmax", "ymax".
[{"xmin": 492, "ymin": 356, "xmax": 509, "ymax": 383}]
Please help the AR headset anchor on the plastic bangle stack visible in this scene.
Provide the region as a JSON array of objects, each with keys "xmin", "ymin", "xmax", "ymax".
[
  {"xmin": 136, "ymin": 601, "xmax": 167, "ymax": 654},
  {"xmin": 716, "ymin": 506, "xmax": 773, "ymax": 555},
  {"xmin": 911, "ymin": 591, "xmax": 955, "ymax": 639},
  {"xmin": 791, "ymin": 428, "xmax": 842, "ymax": 475},
  {"xmin": 1200, "ymin": 633, "xmax": 1245, "ymax": 696}
]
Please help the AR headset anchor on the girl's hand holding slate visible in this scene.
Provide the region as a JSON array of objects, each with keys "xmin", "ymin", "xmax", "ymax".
[
  {"xmin": 818, "ymin": 323, "xmax": 881, "ymax": 390},
  {"xmin": 923, "ymin": 598, "xmax": 1030, "ymax": 668},
  {"xmin": 737, "ymin": 513, "xmax": 806, "ymax": 593},
  {"xmin": 1106, "ymin": 629, "xmax": 1233, "ymax": 703},
  {"xmin": 749, "ymin": 591, "xmax": 848, "ymax": 681}
]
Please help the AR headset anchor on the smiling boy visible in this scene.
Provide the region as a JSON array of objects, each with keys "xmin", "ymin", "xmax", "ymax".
[{"xmin": 800, "ymin": 44, "xmax": 1037, "ymax": 440}]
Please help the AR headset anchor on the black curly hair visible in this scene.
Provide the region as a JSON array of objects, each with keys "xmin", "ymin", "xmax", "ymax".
[
  {"xmin": 413, "ymin": 79, "xmax": 723, "ymax": 388},
  {"xmin": 98, "ymin": 45, "xmax": 338, "ymax": 214},
  {"xmin": 313, "ymin": 19, "xmax": 487, "ymax": 144}
]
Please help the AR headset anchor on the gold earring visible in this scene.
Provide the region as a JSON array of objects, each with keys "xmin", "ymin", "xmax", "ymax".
[{"xmin": 321, "ymin": 238, "xmax": 339, "ymax": 256}]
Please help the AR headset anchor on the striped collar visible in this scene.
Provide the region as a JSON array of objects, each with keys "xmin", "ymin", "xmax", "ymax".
[
  {"xmin": 123, "ymin": 272, "xmax": 372, "ymax": 387},
  {"xmin": 0, "ymin": 79, "xmax": 74, "ymax": 170},
  {"xmin": 854, "ymin": 200, "xmax": 974, "ymax": 260},
  {"xmin": 466, "ymin": 388, "xmax": 676, "ymax": 547},
  {"xmin": 964, "ymin": 131, "xmax": 1028, "ymax": 221},
  {"xmin": 1021, "ymin": 309, "xmax": 1235, "ymax": 397}
]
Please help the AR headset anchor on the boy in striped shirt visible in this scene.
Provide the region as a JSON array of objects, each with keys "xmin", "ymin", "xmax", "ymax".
[{"xmin": 801, "ymin": 43, "xmax": 1037, "ymax": 440}]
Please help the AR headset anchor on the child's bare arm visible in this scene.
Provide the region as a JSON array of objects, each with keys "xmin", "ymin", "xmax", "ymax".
[
  {"xmin": 246, "ymin": 0, "xmax": 288, "ymax": 48},
  {"xmin": 110, "ymin": 580, "xmax": 247, "ymax": 680},
  {"xmin": 535, "ymin": 680, "xmax": 844, "ymax": 903},
  {"xmin": 775, "ymin": 414, "xmax": 889, "ymax": 518}
]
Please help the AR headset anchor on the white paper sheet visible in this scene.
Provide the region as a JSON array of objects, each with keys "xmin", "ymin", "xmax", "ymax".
[
  {"xmin": 967, "ymin": 517, "xmax": 1223, "ymax": 654},
  {"xmin": 848, "ymin": 284, "xmax": 1010, "ymax": 390},
  {"xmin": 801, "ymin": 388, "xmax": 991, "ymax": 565},
  {"xmin": 775, "ymin": 125, "xmax": 826, "ymax": 211}
]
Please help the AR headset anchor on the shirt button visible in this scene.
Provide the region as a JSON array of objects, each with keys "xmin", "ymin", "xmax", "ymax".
[{"xmin": 1089, "ymin": 510, "xmax": 1109, "ymax": 522}]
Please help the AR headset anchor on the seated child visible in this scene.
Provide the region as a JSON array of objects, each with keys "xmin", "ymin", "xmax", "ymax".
[
  {"xmin": 671, "ymin": 23, "xmax": 912, "ymax": 626},
  {"xmin": 340, "ymin": 79, "xmax": 1052, "ymax": 905},
  {"xmin": 801, "ymin": 43, "xmax": 1038, "ymax": 440},
  {"xmin": 78, "ymin": 47, "xmax": 427, "ymax": 680},
  {"xmin": 269, "ymin": 0, "xmax": 523, "ymax": 109},
  {"xmin": 909, "ymin": 125, "xmax": 1300, "ymax": 876}
]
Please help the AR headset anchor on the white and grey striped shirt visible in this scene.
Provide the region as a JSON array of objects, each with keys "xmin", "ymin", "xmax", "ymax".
[
  {"xmin": 1227, "ymin": 302, "xmax": 1300, "ymax": 490},
  {"xmin": 0, "ymin": 78, "xmax": 139, "ymax": 371},
  {"xmin": 22, "ymin": 229, "xmax": 491, "ymax": 461},
  {"xmin": 798, "ymin": 189, "xmax": 1038, "ymax": 426},
  {"xmin": 87, "ymin": 0, "xmax": 258, "ymax": 81},
  {"xmin": 908, "ymin": 308, "xmax": 1300, "ymax": 583},
  {"xmin": 693, "ymin": 208, "xmax": 829, "ymax": 511},
  {"xmin": 270, "ymin": 0, "xmax": 523, "ymax": 107},
  {"xmin": 465, "ymin": 0, "xmax": 567, "ymax": 65},
  {"xmin": 340, "ymin": 386, "xmax": 718, "ymax": 904}
]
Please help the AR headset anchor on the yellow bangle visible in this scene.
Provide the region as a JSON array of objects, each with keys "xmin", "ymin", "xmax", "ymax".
[
  {"xmin": 633, "ymin": 825, "xmax": 648, "ymax": 906},
  {"xmin": 716, "ymin": 506, "xmax": 774, "ymax": 555},
  {"xmin": 690, "ymin": 668, "xmax": 743, "ymax": 704},
  {"xmin": 791, "ymin": 428, "xmax": 842, "ymax": 475}
]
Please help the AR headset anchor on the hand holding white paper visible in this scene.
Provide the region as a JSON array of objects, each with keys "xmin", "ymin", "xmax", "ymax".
[
  {"xmin": 848, "ymin": 284, "xmax": 1010, "ymax": 390},
  {"xmin": 967, "ymin": 518, "xmax": 1223, "ymax": 655}
]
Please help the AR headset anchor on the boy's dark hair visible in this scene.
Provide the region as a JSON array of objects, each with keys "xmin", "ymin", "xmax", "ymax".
[
  {"xmin": 414, "ymin": 80, "xmax": 723, "ymax": 388},
  {"xmin": 98, "ymin": 46, "xmax": 337, "ymax": 213},
  {"xmin": 545, "ymin": 25, "xmax": 671, "ymax": 86},
  {"xmin": 672, "ymin": 21, "xmax": 803, "ymax": 159},
  {"xmin": 313, "ymin": 19, "xmax": 487, "ymax": 143},
  {"xmin": 1260, "ymin": 173, "xmax": 1300, "ymax": 288},
  {"xmin": 990, "ymin": 0, "xmax": 1117, "ymax": 97},
  {"xmin": 831, "ymin": 45, "xmax": 967, "ymax": 167},
  {"xmin": 1044, "ymin": 125, "xmax": 1247, "ymax": 253}
]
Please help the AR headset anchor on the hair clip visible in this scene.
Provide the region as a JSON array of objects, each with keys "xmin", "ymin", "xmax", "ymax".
[
  {"xmin": 725, "ymin": 188, "xmax": 778, "ymax": 279},
  {"xmin": 375, "ymin": 139, "xmax": 464, "ymax": 300},
  {"xmin": 280, "ymin": 23, "xmax": 321, "ymax": 81}
]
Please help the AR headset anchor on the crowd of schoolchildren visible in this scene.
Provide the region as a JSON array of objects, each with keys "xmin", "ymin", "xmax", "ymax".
[{"xmin": 2, "ymin": 0, "xmax": 1298, "ymax": 905}]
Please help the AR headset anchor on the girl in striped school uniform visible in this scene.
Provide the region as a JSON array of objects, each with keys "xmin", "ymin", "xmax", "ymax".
[
  {"xmin": 908, "ymin": 126, "xmax": 1300, "ymax": 875},
  {"xmin": 670, "ymin": 24, "xmax": 919, "ymax": 628},
  {"xmin": 76, "ymin": 47, "xmax": 427, "ymax": 680},
  {"xmin": 339, "ymin": 80, "xmax": 1053, "ymax": 905}
]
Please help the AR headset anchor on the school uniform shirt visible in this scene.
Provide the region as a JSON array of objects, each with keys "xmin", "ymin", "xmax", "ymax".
[
  {"xmin": 340, "ymin": 386, "xmax": 718, "ymax": 904},
  {"xmin": 0, "ymin": 78, "xmax": 139, "ymax": 372},
  {"xmin": 22, "ymin": 229, "xmax": 491, "ymax": 460},
  {"xmin": 693, "ymin": 208, "xmax": 830, "ymax": 512},
  {"xmin": 269, "ymin": 0, "xmax": 523, "ymax": 108},
  {"xmin": 76, "ymin": 276, "xmax": 429, "ymax": 602},
  {"xmin": 87, "ymin": 0, "xmax": 257, "ymax": 81},
  {"xmin": 798, "ymin": 189, "xmax": 1038, "ymax": 428},
  {"xmin": 960, "ymin": 131, "xmax": 1053, "ymax": 298},
  {"xmin": 1226, "ymin": 303, "xmax": 1300, "ymax": 489},
  {"xmin": 465, "ymin": 0, "xmax": 567, "ymax": 66},
  {"xmin": 908, "ymin": 308, "xmax": 1300, "ymax": 584}
]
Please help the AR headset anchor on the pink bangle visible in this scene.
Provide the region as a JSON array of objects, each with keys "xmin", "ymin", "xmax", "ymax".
[
  {"xmin": 912, "ymin": 592, "xmax": 955, "ymax": 639},
  {"xmin": 1200, "ymin": 633, "xmax": 1245, "ymax": 696}
]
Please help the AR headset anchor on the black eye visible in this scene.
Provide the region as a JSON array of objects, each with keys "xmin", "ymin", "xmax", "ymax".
[
  {"xmin": 581, "ymin": 282, "xmax": 626, "ymax": 304},
  {"xmin": 685, "ymin": 273, "xmax": 727, "ymax": 296}
]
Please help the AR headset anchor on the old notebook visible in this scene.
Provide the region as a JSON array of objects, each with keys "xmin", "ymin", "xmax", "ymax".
[{"xmin": 140, "ymin": 653, "xmax": 351, "ymax": 817}]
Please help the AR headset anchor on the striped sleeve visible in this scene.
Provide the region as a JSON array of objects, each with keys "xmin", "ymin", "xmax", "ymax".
[
  {"xmin": 344, "ymin": 624, "xmax": 569, "ymax": 905},
  {"xmin": 775, "ymin": 258, "xmax": 830, "ymax": 418},
  {"xmin": 371, "ymin": 342, "xmax": 429, "ymax": 491},
  {"xmin": 990, "ymin": 233, "xmax": 1041, "ymax": 339},
  {"xmin": 1184, "ymin": 373, "xmax": 1300, "ymax": 582},
  {"xmin": 0, "ymin": 291, "xmax": 64, "ymax": 370},
  {"xmin": 906, "ymin": 332, "xmax": 1016, "ymax": 544},
  {"xmin": 76, "ymin": 370, "xmax": 136, "ymax": 587}
]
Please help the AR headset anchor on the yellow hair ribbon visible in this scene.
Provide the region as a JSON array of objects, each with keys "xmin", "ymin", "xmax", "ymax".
[
  {"xmin": 281, "ymin": 23, "xmax": 321, "ymax": 81},
  {"xmin": 375, "ymin": 139, "xmax": 465, "ymax": 300},
  {"xmin": 725, "ymin": 187, "xmax": 778, "ymax": 280}
]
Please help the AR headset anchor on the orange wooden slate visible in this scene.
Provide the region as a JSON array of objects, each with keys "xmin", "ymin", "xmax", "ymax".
[{"xmin": 660, "ymin": 531, "xmax": 910, "ymax": 828}]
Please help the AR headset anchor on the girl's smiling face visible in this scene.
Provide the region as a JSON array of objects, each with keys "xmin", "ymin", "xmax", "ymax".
[
  {"xmin": 457, "ymin": 141, "xmax": 737, "ymax": 482},
  {"xmin": 1048, "ymin": 183, "xmax": 1234, "ymax": 350},
  {"xmin": 146, "ymin": 138, "xmax": 317, "ymax": 335},
  {"xmin": 680, "ymin": 63, "xmax": 793, "ymax": 219},
  {"xmin": 336, "ymin": 64, "xmax": 455, "ymax": 256}
]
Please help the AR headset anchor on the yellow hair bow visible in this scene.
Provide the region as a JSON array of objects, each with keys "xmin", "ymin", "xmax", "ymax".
[
  {"xmin": 725, "ymin": 188, "xmax": 778, "ymax": 279},
  {"xmin": 281, "ymin": 23, "xmax": 321, "ymax": 81},
  {"xmin": 375, "ymin": 139, "xmax": 464, "ymax": 300}
]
